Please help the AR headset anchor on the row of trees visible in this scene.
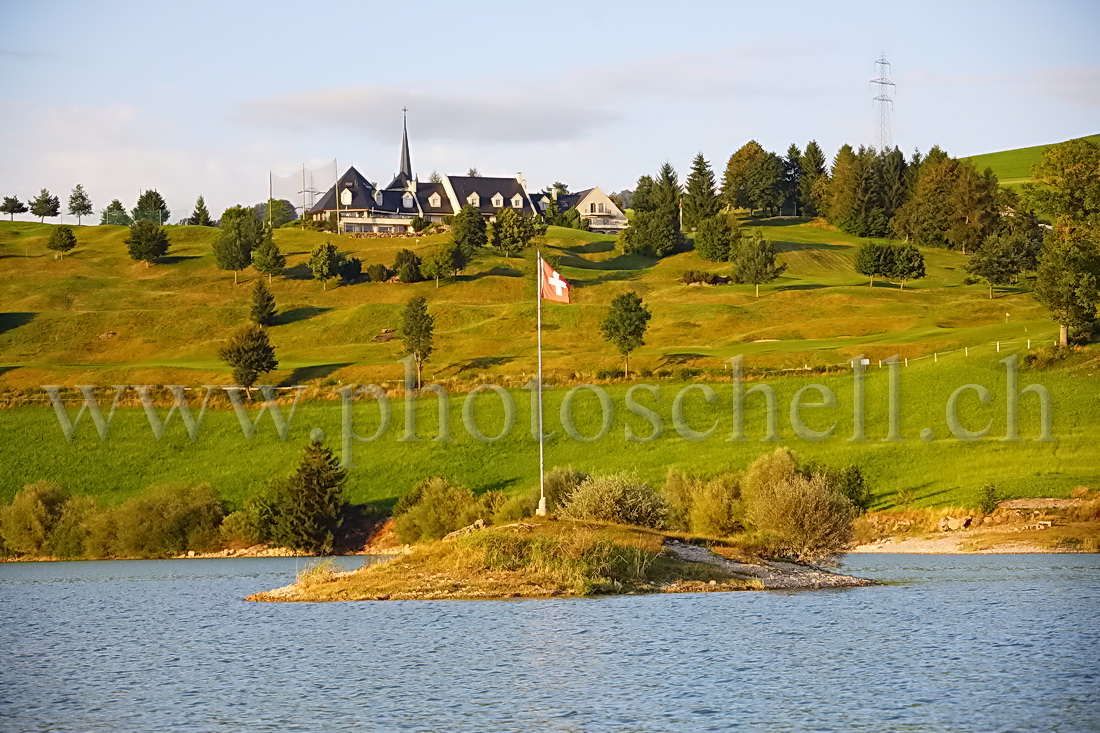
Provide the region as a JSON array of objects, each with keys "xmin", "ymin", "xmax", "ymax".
[{"xmin": 2, "ymin": 186, "xmax": 94, "ymax": 224}]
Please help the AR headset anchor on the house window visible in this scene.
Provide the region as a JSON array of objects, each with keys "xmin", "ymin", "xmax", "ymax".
[
  {"xmin": 340, "ymin": 188, "xmax": 352, "ymax": 206},
  {"xmin": 467, "ymin": 193, "xmax": 480, "ymax": 207},
  {"xmin": 590, "ymin": 203, "xmax": 596, "ymax": 213},
  {"xmin": 492, "ymin": 193, "xmax": 504, "ymax": 208},
  {"xmin": 374, "ymin": 191, "xmax": 383, "ymax": 206},
  {"xmin": 402, "ymin": 193, "xmax": 414, "ymax": 208},
  {"xmin": 511, "ymin": 194, "xmax": 523, "ymax": 209},
  {"xmin": 429, "ymin": 193, "xmax": 441, "ymax": 208}
]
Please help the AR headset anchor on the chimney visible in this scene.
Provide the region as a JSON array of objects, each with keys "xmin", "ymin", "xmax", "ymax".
[{"xmin": 516, "ymin": 171, "xmax": 526, "ymax": 190}]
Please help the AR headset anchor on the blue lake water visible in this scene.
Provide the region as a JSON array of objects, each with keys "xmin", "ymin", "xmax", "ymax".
[{"xmin": 1, "ymin": 553, "xmax": 1098, "ymax": 732}]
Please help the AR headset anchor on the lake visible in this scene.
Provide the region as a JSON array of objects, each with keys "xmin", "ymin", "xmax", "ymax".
[{"xmin": 1, "ymin": 554, "xmax": 1097, "ymax": 732}]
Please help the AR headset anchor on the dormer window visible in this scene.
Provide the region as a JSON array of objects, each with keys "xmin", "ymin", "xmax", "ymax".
[
  {"xmin": 511, "ymin": 194, "xmax": 523, "ymax": 209},
  {"xmin": 467, "ymin": 193, "xmax": 480, "ymax": 207},
  {"xmin": 428, "ymin": 193, "xmax": 441, "ymax": 208},
  {"xmin": 402, "ymin": 193, "xmax": 414, "ymax": 208},
  {"xmin": 491, "ymin": 193, "xmax": 504, "ymax": 208},
  {"xmin": 374, "ymin": 191, "xmax": 383, "ymax": 206},
  {"xmin": 340, "ymin": 188, "xmax": 352, "ymax": 206}
]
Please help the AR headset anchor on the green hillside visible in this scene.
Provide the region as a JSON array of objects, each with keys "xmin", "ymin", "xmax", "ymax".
[{"xmin": 963, "ymin": 133, "xmax": 1100, "ymax": 188}]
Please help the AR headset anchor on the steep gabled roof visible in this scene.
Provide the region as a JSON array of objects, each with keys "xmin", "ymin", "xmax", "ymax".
[
  {"xmin": 446, "ymin": 176, "xmax": 537, "ymax": 216},
  {"xmin": 416, "ymin": 182, "xmax": 455, "ymax": 215},
  {"xmin": 310, "ymin": 166, "xmax": 376, "ymax": 213},
  {"xmin": 556, "ymin": 187, "xmax": 595, "ymax": 213}
]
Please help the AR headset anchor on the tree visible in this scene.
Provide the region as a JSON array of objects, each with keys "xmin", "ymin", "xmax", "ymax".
[
  {"xmin": 781, "ymin": 144, "xmax": 802, "ymax": 214},
  {"xmin": 1, "ymin": 196, "xmax": 28, "ymax": 220},
  {"xmin": 466, "ymin": 167, "xmax": 481, "ymax": 177},
  {"xmin": 631, "ymin": 175, "xmax": 657, "ymax": 213},
  {"xmin": 734, "ymin": 231, "xmax": 788, "ymax": 296},
  {"xmin": 855, "ymin": 242, "xmax": 895, "ymax": 287},
  {"xmin": 744, "ymin": 151, "xmax": 784, "ymax": 216},
  {"xmin": 1033, "ymin": 226, "xmax": 1100, "ymax": 346},
  {"xmin": 722, "ymin": 140, "xmax": 766, "ymax": 210},
  {"xmin": 308, "ymin": 242, "xmax": 340, "ymax": 290},
  {"xmin": 393, "ymin": 248, "xmax": 423, "ymax": 283},
  {"xmin": 620, "ymin": 210, "xmax": 679, "ymax": 258},
  {"xmin": 889, "ymin": 243, "xmax": 925, "ymax": 290},
  {"xmin": 452, "ymin": 204, "xmax": 487, "ymax": 256},
  {"xmin": 252, "ymin": 226, "xmax": 285, "ymax": 282},
  {"xmin": 218, "ymin": 323, "xmax": 278, "ymax": 395},
  {"xmin": 125, "ymin": 220, "xmax": 170, "ymax": 266},
  {"xmin": 267, "ymin": 438, "xmax": 347, "ymax": 555},
  {"xmin": 966, "ymin": 234, "xmax": 1021, "ymax": 298},
  {"xmin": 28, "ymin": 188, "xmax": 60, "ymax": 222},
  {"xmin": 1023, "ymin": 137, "xmax": 1100, "ymax": 229},
  {"xmin": 100, "ymin": 199, "xmax": 131, "ymax": 226},
  {"xmin": 880, "ymin": 148, "xmax": 910, "ymax": 221},
  {"xmin": 423, "ymin": 246, "xmax": 452, "ymax": 287},
  {"xmin": 401, "ymin": 295, "xmax": 434, "ymax": 389},
  {"xmin": 132, "ymin": 189, "xmax": 170, "ymax": 224},
  {"xmin": 250, "ymin": 279, "xmax": 277, "ymax": 326},
  {"xmin": 262, "ymin": 198, "xmax": 296, "ymax": 227},
  {"xmin": 890, "ymin": 148, "xmax": 958, "ymax": 246},
  {"xmin": 947, "ymin": 162, "xmax": 999, "ymax": 254},
  {"xmin": 824, "ymin": 145, "xmax": 858, "ymax": 227},
  {"xmin": 682, "ymin": 153, "xmax": 720, "ymax": 230},
  {"xmin": 189, "ymin": 196, "xmax": 214, "ymax": 226},
  {"xmin": 601, "ymin": 290, "xmax": 651, "ymax": 377},
  {"xmin": 799, "ymin": 140, "xmax": 827, "ymax": 216},
  {"xmin": 47, "ymin": 225, "xmax": 76, "ymax": 259},
  {"xmin": 445, "ymin": 241, "xmax": 468, "ymax": 277},
  {"xmin": 67, "ymin": 185, "xmax": 93, "ymax": 225},
  {"xmin": 213, "ymin": 205, "xmax": 260, "ymax": 284},
  {"xmin": 429, "ymin": 170, "xmax": 442, "ymax": 184},
  {"xmin": 694, "ymin": 214, "xmax": 740, "ymax": 262},
  {"xmin": 493, "ymin": 207, "xmax": 538, "ymax": 255}
]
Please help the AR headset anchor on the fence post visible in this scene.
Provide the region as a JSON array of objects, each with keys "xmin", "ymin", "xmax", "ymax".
[
  {"xmin": 965, "ymin": 346, "xmax": 969, "ymax": 356},
  {"xmin": 1027, "ymin": 339, "xmax": 1031, "ymax": 349},
  {"xmin": 905, "ymin": 357, "xmax": 908, "ymax": 367},
  {"xmin": 997, "ymin": 342, "xmax": 1000, "ymax": 352},
  {"xmin": 934, "ymin": 352, "xmax": 938, "ymax": 362}
]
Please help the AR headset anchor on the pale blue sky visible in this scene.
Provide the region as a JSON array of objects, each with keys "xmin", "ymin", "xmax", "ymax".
[{"xmin": 1, "ymin": 0, "xmax": 1097, "ymax": 221}]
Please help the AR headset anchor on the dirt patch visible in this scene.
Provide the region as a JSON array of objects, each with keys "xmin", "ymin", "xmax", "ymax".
[{"xmin": 663, "ymin": 540, "xmax": 875, "ymax": 589}]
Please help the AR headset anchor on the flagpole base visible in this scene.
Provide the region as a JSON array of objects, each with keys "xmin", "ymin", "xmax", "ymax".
[{"xmin": 536, "ymin": 497, "xmax": 548, "ymax": 516}]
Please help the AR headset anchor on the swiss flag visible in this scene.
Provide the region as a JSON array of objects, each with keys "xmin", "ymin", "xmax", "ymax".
[{"xmin": 540, "ymin": 257, "xmax": 571, "ymax": 304}]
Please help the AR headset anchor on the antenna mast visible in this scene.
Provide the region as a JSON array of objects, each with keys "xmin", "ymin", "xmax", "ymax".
[{"xmin": 869, "ymin": 53, "xmax": 896, "ymax": 152}]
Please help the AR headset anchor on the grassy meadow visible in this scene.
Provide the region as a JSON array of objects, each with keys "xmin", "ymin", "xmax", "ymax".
[
  {"xmin": 0, "ymin": 217, "xmax": 1096, "ymax": 512},
  {"xmin": 962, "ymin": 133, "xmax": 1100, "ymax": 189}
]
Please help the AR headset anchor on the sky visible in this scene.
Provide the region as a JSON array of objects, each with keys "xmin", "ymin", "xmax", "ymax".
[{"xmin": 1, "ymin": 0, "xmax": 1098, "ymax": 222}]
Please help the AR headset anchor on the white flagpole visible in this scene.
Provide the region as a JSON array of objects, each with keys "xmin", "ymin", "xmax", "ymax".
[{"xmin": 536, "ymin": 250, "xmax": 547, "ymax": 516}]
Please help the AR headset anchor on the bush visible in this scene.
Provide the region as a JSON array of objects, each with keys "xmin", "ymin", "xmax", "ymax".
[
  {"xmin": 978, "ymin": 483, "xmax": 1000, "ymax": 514},
  {"xmin": 561, "ymin": 473, "xmax": 667, "ymax": 528},
  {"xmin": 393, "ymin": 249, "xmax": 422, "ymax": 283},
  {"xmin": 742, "ymin": 449, "xmax": 854, "ymax": 563},
  {"xmin": 680, "ymin": 270, "xmax": 719, "ymax": 285},
  {"xmin": 0, "ymin": 481, "xmax": 68, "ymax": 556},
  {"xmin": 366, "ymin": 263, "xmax": 390, "ymax": 282},
  {"xmin": 804, "ymin": 463, "xmax": 873, "ymax": 514},
  {"xmin": 113, "ymin": 484, "xmax": 225, "ymax": 557},
  {"xmin": 441, "ymin": 215, "xmax": 455, "ymax": 226},
  {"xmin": 410, "ymin": 216, "xmax": 429, "ymax": 233},
  {"xmin": 596, "ymin": 368, "xmax": 619, "ymax": 380},
  {"xmin": 663, "ymin": 469, "xmax": 742, "ymax": 536},
  {"xmin": 47, "ymin": 495, "xmax": 101, "ymax": 559},
  {"xmin": 393, "ymin": 477, "xmax": 485, "ymax": 543},
  {"xmin": 493, "ymin": 493, "xmax": 538, "ymax": 523},
  {"xmin": 338, "ymin": 255, "xmax": 362, "ymax": 283},
  {"xmin": 678, "ymin": 367, "xmax": 700, "ymax": 381}
]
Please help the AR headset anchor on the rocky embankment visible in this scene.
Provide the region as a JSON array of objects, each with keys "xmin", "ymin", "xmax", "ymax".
[{"xmin": 662, "ymin": 540, "xmax": 876, "ymax": 590}]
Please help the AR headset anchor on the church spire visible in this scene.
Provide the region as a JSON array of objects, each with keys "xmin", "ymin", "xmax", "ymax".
[{"xmin": 398, "ymin": 106, "xmax": 412, "ymax": 181}]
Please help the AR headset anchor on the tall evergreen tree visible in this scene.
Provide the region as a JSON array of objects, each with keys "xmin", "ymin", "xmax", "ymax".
[
  {"xmin": 452, "ymin": 204, "xmax": 487, "ymax": 256},
  {"xmin": 722, "ymin": 140, "xmax": 766, "ymax": 210},
  {"xmin": 782, "ymin": 144, "xmax": 802, "ymax": 214},
  {"xmin": 631, "ymin": 175, "xmax": 657, "ymax": 212},
  {"xmin": 268, "ymin": 438, "xmax": 347, "ymax": 555},
  {"xmin": 843, "ymin": 147, "xmax": 889, "ymax": 237},
  {"xmin": 252, "ymin": 226, "xmax": 286, "ymax": 282},
  {"xmin": 28, "ymin": 189, "xmax": 60, "ymax": 222},
  {"xmin": 694, "ymin": 214, "xmax": 740, "ymax": 262},
  {"xmin": 683, "ymin": 154, "xmax": 720, "ymax": 230},
  {"xmin": 213, "ymin": 205, "xmax": 260, "ymax": 283},
  {"xmin": 824, "ymin": 145, "xmax": 858, "ymax": 228},
  {"xmin": 125, "ymin": 220, "xmax": 169, "ymax": 266},
  {"xmin": 218, "ymin": 323, "xmax": 278, "ymax": 396},
  {"xmin": 601, "ymin": 290, "xmax": 651, "ymax": 377},
  {"xmin": 67, "ymin": 185, "xmax": 93, "ymax": 225},
  {"xmin": 100, "ymin": 199, "xmax": 131, "ymax": 226},
  {"xmin": 734, "ymin": 230, "xmax": 787, "ymax": 296},
  {"xmin": 250, "ymin": 279, "xmax": 277, "ymax": 326},
  {"xmin": 1, "ymin": 196, "xmax": 27, "ymax": 220},
  {"xmin": 799, "ymin": 141, "xmax": 827, "ymax": 216},
  {"xmin": 889, "ymin": 150, "xmax": 959, "ymax": 247},
  {"xmin": 308, "ymin": 241, "xmax": 340, "ymax": 290},
  {"xmin": 190, "ymin": 196, "xmax": 214, "ymax": 226},
  {"xmin": 401, "ymin": 296, "xmax": 435, "ymax": 389},
  {"xmin": 132, "ymin": 190, "xmax": 170, "ymax": 224},
  {"xmin": 744, "ymin": 152, "xmax": 784, "ymax": 216},
  {"xmin": 880, "ymin": 148, "xmax": 910, "ymax": 220},
  {"xmin": 47, "ymin": 225, "xmax": 77, "ymax": 259}
]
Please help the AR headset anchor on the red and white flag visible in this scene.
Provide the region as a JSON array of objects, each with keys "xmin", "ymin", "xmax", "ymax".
[{"xmin": 540, "ymin": 257, "xmax": 571, "ymax": 304}]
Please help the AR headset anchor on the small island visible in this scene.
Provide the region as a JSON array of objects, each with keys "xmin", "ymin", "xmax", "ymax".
[{"xmin": 246, "ymin": 518, "xmax": 875, "ymax": 602}]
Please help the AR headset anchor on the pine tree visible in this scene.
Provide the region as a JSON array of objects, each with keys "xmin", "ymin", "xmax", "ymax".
[
  {"xmin": 889, "ymin": 243, "xmax": 926, "ymax": 290},
  {"xmin": 734, "ymin": 231, "xmax": 787, "ymax": 296},
  {"xmin": 782, "ymin": 144, "xmax": 802, "ymax": 214},
  {"xmin": 268, "ymin": 438, "xmax": 347, "ymax": 555},
  {"xmin": 394, "ymin": 248, "xmax": 423, "ymax": 283},
  {"xmin": 47, "ymin": 225, "xmax": 77, "ymax": 259},
  {"xmin": 100, "ymin": 199, "xmax": 131, "ymax": 226},
  {"xmin": 722, "ymin": 140, "xmax": 765, "ymax": 210},
  {"xmin": 631, "ymin": 175, "xmax": 657, "ymax": 212},
  {"xmin": 67, "ymin": 185, "xmax": 93, "ymax": 225},
  {"xmin": 600, "ymin": 290, "xmax": 651, "ymax": 377},
  {"xmin": 218, "ymin": 323, "xmax": 278, "ymax": 395},
  {"xmin": 452, "ymin": 204, "xmax": 487, "ymax": 256},
  {"xmin": 132, "ymin": 190, "xmax": 170, "ymax": 224},
  {"xmin": 682, "ymin": 153, "xmax": 719, "ymax": 230},
  {"xmin": 250, "ymin": 279, "xmax": 277, "ymax": 326},
  {"xmin": 28, "ymin": 189, "xmax": 60, "ymax": 222},
  {"xmin": 890, "ymin": 148, "xmax": 958, "ymax": 247},
  {"xmin": 880, "ymin": 148, "xmax": 910, "ymax": 220},
  {"xmin": 493, "ymin": 207, "xmax": 537, "ymax": 255},
  {"xmin": 745, "ymin": 152, "xmax": 784, "ymax": 216},
  {"xmin": 799, "ymin": 141, "xmax": 827, "ymax": 216},
  {"xmin": 252, "ymin": 226, "xmax": 285, "ymax": 282},
  {"xmin": 125, "ymin": 220, "xmax": 170, "ymax": 266},
  {"xmin": 825, "ymin": 145, "xmax": 858, "ymax": 229},
  {"xmin": 190, "ymin": 196, "xmax": 214, "ymax": 226},
  {"xmin": 213, "ymin": 206, "xmax": 259, "ymax": 284},
  {"xmin": 694, "ymin": 214, "xmax": 740, "ymax": 262},
  {"xmin": 309, "ymin": 242, "xmax": 340, "ymax": 290},
  {"xmin": 401, "ymin": 296, "xmax": 434, "ymax": 389},
  {"xmin": 0, "ymin": 196, "xmax": 27, "ymax": 220}
]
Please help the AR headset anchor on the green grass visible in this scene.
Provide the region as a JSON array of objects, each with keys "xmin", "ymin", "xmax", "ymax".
[{"xmin": 962, "ymin": 133, "xmax": 1100, "ymax": 189}]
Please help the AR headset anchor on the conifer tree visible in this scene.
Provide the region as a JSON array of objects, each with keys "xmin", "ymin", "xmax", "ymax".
[
  {"xmin": 452, "ymin": 204, "xmax": 487, "ymax": 256},
  {"xmin": 799, "ymin": 141, "xmax": 827, "ymax": 216},
  {"xmin": 268, "ymin": 438, "xmax": 347, "ymax": 555},
  {"xmin": 250, "ymin": 279, "xmax": 277, "ymax": 326},
  {"xmin": 734, "ymin": 230, "xmax": 787, "ymax": 296},
  {"xmin": 682, "ymin": 153, "xmax": 720, "ymax": 230},
  {"xmin": 29, "ymin": 189, "xmax": 60, "ymax": 222},
  {"xmin": 218, "ymin": 323, "xmax": 278, "ymax": 395},
  {"xmin": 125, "ymin": 220, "xmax": 169, "ymax": 266},
  {"xmin": 948, "ymin": 162, "xmax": 999, "ymax": 254},
  {"xmin": 252, "ymin": 226, "xmax": 286, "ymax": 282},
  {"xmin": 213, "ymin": 205, "xmax": 259, "ymax": 284},
  {"xmin": 132, "ymin": 189, "xmax": 170, "ymax": 224},
  {"xmin": 309, "ymin": 242, "xmax": 340, "ymax": 290},
  {"xmin": 100, "ymin": 199, "xmax": 131, "ymax": 226},
  {"xmin": 401, "ymin": 296, "xmax": 434, "ymax": 389},
  {"xmin": 694, "ymin": 214, "xmax": 740, "ymax": 262},
  {"xmin": 600, "ymin": 290, "xmax": 651, "ymax": 377},
  {"xmin": 190, "ymin": 196, "xmax": 214, "ymax": 226},
  {"xmin": 782, "ymin": 144, "xmax": 802, "ymax": 214},
  {"xmin": 1, "ymin": 196, "xmax": 28, "ymax": 220},
  {"xmin": 47, "ymin": 225, "xmax": 77, "ymax": 259},
  {"xmin": 67, "ymin": 185, "xmax": 93, "ymax": 225}
]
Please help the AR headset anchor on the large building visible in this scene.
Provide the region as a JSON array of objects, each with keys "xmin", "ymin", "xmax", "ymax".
[{"xmin": 310, "ymin": 115, "xmax": 542, "ymax": 234}]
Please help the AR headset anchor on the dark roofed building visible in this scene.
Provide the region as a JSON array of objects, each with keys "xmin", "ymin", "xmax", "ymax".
[{"xmin": 444, "ymin": 175, "xmax": 538, "ymax": 218}]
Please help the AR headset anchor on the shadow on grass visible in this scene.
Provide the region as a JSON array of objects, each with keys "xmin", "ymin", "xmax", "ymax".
[
  {"xmin": 277, "ymin": 306, "xmax": 332, "ymax": 325},
  {"xmin": 282, "ymin": 362, "xmax": 353, "ymax": 385},
  {"xmin": 283, "ymin": 263, "xmax": 314, "ymax": 280},
  {"xmin": 469, "ymin": 266, "xmax": 522, "ymax": 280},
  {"xmin": 0, "ymin": 312, "xmax": 34, "ymax": 336},
  {"xmin": 560, "ymin": 250, "xmax": 655, "ymax": 271},
  {"xmin": 442, "ymin": 355, "xmax": 516, "ymax": 374},
  {"xmin": 777, "ymin": 283, "xmax": 828, "ymax": 292},
  {"xmin": 570, "ymin": 270, "xmax": 646, "ymax": 288},
  {"xmin": 659, "ymin": 353, "xmax": 708, "ymax": 366},
  {"xmin": 743, "ymin": 217, "xmax": 813, "ymax": 228},
  {"xmin": 565, "ymin": 240, "xmax": 616, "ymax": 255},
  {"xmin": 476, "ymin": 477, "xmax": 519, "ymax": 494},
  {"xmin": 772, "ymin": 240, "xmax": 848, "ymax": 252},
  {"xmin": 158, "ymin": 255, "xmax": 202, "ymax": 265}
]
